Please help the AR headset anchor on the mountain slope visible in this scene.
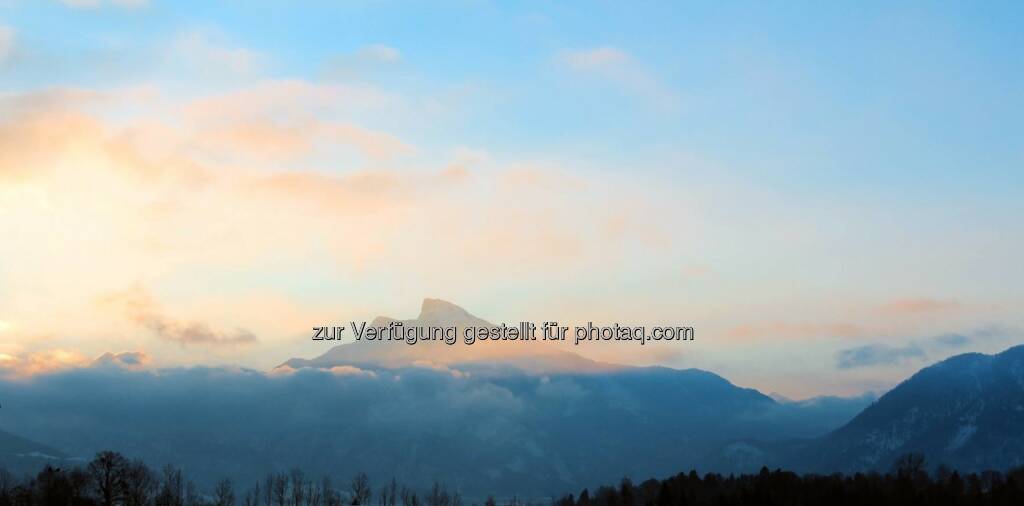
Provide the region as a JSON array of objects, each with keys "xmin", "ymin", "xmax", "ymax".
[
  {"xmin": 0, "ymin": 428, "xmax": 63, "ymax": 459},
  {"xmin": 803, "ymin": 345, "xmax": 1024, "ymax": 472},
  {"xmin": 0, "ymin": 427, "xmax": 67, "ymax": 475}
]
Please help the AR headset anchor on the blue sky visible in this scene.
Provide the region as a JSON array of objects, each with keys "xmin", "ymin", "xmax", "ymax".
[{"xmin": 0, "ymin": 0, "xmax": 1021, "ymax": 397}]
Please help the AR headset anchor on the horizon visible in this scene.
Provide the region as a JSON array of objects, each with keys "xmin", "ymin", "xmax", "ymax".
[{"xmin": 2, "ymin": 293, "xmax": 1020, "ymax": 403}]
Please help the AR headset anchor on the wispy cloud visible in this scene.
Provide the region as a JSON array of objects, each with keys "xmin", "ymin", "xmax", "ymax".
[
  {"xmin": 173, "ymin": 30, "xmax": 262, "ymax": 76},
  {"xmin": 557, "ymin": 46, "xmax": 679, "ymax": 109},
  {"xmin": 560, "ymin": 46, "xmax": 630, "ymax": 70},
  {"xmin": 0, "ymin": 349, "xmax": 90, "ymax": 379},
  {"xmin": 59, "ymin": 0, "xmax": 147, "ymax": 9},
  {"xmin": 880, "ymin": 297, "xmax": 964, "ymax": 316},
  {"xmin": 835, "ymin": 343, "xmax": 925, "ymax": 369},
  {"xmin": 322, "ymin": 43, "xmax": 403, "ymax": 80},
  {"xmin": 0, "ymin": 26, "xmax": 14, "ymax": 64},
  {"xmin": 0, "ymin": 81, "xmax": 668, "ymax": 356},
  {"xmin": 930, "ymin": 333, "xmax": 971, "ymax": 347},
  {"xmin": 355, "ymin": 44, "xmax": 401, "ymax": 63},
  {"xmin": 105, "ymin": 287, "xmax": 258, "ymax": 348},
  {"xmin": 835, "ymin": 331, "xmax": 977, "ymax": 369},
  {"xmin": 973, "ymin": 324, "xmax": 1022, "ymax": 341},
  {"xmin": 724, "ymin": 321, "xmax": 864, "ymax": 341}
]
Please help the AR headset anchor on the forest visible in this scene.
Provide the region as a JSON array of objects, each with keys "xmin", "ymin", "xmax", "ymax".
[{"xmin": 2, "ymin": 451, "xmax": 1024, "ymax": 506}]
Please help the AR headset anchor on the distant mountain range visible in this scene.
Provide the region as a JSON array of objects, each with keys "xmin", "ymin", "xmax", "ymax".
[
  {"xmin": 0, "ymin": 299, "xmax": 1019, "ymax": 497},
  {"xmin": 796, "ymin": 344, "xmax": 1024, "ymax": 473},
  {"xmin": 271, "ymin": 299, "xmax": 870, "ymax": 495}
]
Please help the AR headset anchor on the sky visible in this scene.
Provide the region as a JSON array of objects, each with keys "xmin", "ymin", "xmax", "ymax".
[{"xmin": 0, "ymin": 0, "xmax": 1021, "ymax": 398}]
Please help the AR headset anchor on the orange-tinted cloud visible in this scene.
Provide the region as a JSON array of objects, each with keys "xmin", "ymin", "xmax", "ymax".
[
  {"xmin": 724, "ymin": 321, "xmax": 865, "ymax": 341},
  {"xmin": 880, "ymin": 297, "xmax": 964, "ymax": 316},
  {"xmin": 0, "ymin": 349, "xmax": 151, "ymax": 379},
  {"xmin": 557, "ymin": 46, "xmax": 679, "ymax": 108},
  {"xmin": 0, "ymin": 26, "xmax": 14, "ymax": 63},
  {"xmin": 0, "ymin": 81, "xmax": 690, "ymax": 367},
  {"xmin": 181, "ymin": 79, "xmax": 391, "ymax": 122},
  {"xmin": 173, "ymin": 30, "xmax": 262, "ymax": 76},
  {"xmin": 0, "ymin": 349, "xmax": 90, "ymax": 379},
  {"xmin": 103, "ymin": 287, "xmax": 258, "ymax": 348}
]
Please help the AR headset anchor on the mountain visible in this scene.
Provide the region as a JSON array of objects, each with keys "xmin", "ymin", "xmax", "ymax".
[
  {"xmin": 279, "ymin": 298, "xmax": 618, "ymax": 375},
  {"xmin": 797, "ymin": 345, "xmax": 1024, "ymax": 473},
  {"xmin": 262, "ymin": 299, "xmax": 872, "ymax": 494},
  {"xmin": 271, "ymin": 300, "xmax": 786, "ymax": 494},
  {"xmin": 0, "ymin": 428, "xmax": 63, "ymax": 459},
  {"xmin": 0, "ymin": 427, "xmax": 67, "ymax": 475}
]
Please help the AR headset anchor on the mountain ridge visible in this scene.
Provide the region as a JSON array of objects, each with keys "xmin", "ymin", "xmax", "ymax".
[
  {"xmin": 0, "ymin": 427, "xmax": 69, "ymax": 477},
  {"xmin": 798, "ymin": 344, "xmax": 1024, "ymax": 472},
  {"xmin": 3, "ymin": 298, "xmax": 1014, "ymax": 496}
]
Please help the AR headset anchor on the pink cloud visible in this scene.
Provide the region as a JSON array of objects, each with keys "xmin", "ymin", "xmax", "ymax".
[
  {"xmin": 724, "ymin": 321, "xmax": 865, "ymax": 341},
  {"xmin": 880, "ymin": 297, "xmax": 964, "ymax": 315}
]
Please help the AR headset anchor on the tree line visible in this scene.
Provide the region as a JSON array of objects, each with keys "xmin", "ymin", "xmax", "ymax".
[
  {"xmin": 0, "ymin": 451, "xmax": 471, "ymax": 506},
  {"xmin": 553, "ymin": 453, "xmax": 1024, "ymax": 506},
  {"xmin": 2, "ymin": 451, "xmax": 1024, "ymax": 506}
]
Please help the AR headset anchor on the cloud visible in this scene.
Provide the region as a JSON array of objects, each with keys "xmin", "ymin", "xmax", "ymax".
[
  {"xmin": 182, "ymin": 79, "xmax": 393, "ymax": 120},
  {"xmin": 0, "ymin": 82, "xmax": 686, "ymax": 366},
  {"xmin": 0, "ymin": 348, "xmax": 149, "ymax": 379},
  {"xmin": 0, "ymin": 26, "xmax": 13, "ymax": 64},
  {"xmin": 323, "ymin": 44, "xmax": 403, "ymax": 80},
  {"xmin": 177, "ymin": 79, "xmax": 408, "ymax": 162},
  {"xmin": 724, "ymin": 321, "xmax": 864, "ymax": 341},
  {"xmin": 192, "ymin": 117, "xmax": 413, "ymax": 162},
  {"xmin": 835, "ymin": 343, "xmax": 926, "ymax": 369},
  {"xmin": 271, "ymin": 364, "xmax": 378, "ymax": 379},
  {"xmin": 174, "ymin": 30, "xmax": 262, "ymax": 76},
  {"xmin": 0, "ymin": 86, "xmax": 105, "ymax": 116},
  {"xmin": 929, "ymin": 333, "xmax": 971, "ymax": 348},
  {"xmin": 0, "ymin": 365, "xmax": 541, "ymax": 494},
  {"xmin": 560, "ymin": 47, "xmax": 630, "ymax": 70},
  {"xmin": 556, "ymin": 46, "xmax": 679, "ymax": 108},
  {"xmin": 328, "ymin": 365, "xmax": 378, "ymax": 378},
  {"xmin": 409, "ymin": 360, "xmax": 468, "ymax": 379},
  {"xmin": 973, "ymin": 324, "xmax": 1022, "ymax": 341},
  {"xmin": 355, "ymin": 44, "xmax": 401, "ymax": 63},
  {"xmin": 0, "ymin": 349, "xmax": 91, "ymax": 379},
  {"xmin": 0, "ymin": 362, "xmax": 826, "ymax": 496},
  {"xmin": 880, "ymin": 297, "xmax": 964, "ymax": 315},
  {"xmin": 104, "ymin": 286, "xmax": 258, "ymax": 348},
  {"xmin": 835, "ymin": 330, "xmax": 980, "ymax": 369},
  {"xmin": 59, "ymin": 0, "xmax": 147, "ymax": 8}
]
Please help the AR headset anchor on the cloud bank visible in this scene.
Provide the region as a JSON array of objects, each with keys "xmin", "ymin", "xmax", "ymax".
[
  {"xmin": 0, "ymin": 360, "xmax": 869, "ymax": 496},
  {"xmin": 835, "ymin": 331, "xmax": 981, "ymax": 369}
]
